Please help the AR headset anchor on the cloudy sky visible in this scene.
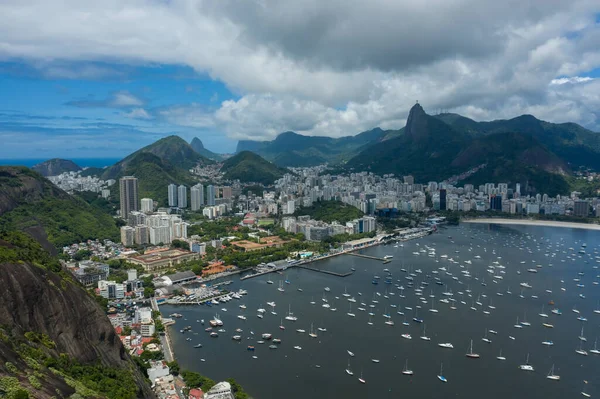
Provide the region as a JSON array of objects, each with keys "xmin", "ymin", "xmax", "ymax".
[{"xmin": 1, "ymin": 0, "xmax": 600, "ymax": 160}]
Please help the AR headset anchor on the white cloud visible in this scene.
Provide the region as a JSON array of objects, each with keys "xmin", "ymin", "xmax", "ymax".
[
  {"xmin": 1, "ymin": 0, "xmax": 600, "ymax": 139},
  {"xmin": 123, "ymin": 107, "xmax": 152, "ymax": 120},
  {"xmin": 111, "ymin": 91, "xmax": 144, "ymax": 107},
  {"xmin": 550, "ymin": 76, "xmax": 594, "ymax": 85}
]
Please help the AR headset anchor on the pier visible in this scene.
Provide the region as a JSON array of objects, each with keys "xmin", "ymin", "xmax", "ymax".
[
  {"xmin": 296, "ymin": 265, "xmax": 353, "ymax": 277},
  {"xmin": 346, "ymin": 253, "xmax": 389, "ymax": 262}
]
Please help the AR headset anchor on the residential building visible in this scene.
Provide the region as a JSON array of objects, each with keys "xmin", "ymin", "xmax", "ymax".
[
  {"xmin": 147, "ymin": 361, "xmax": 170, "ymax": 385},
  {"xmin": 141, "ymin": 198, "xmax": 154, "ymax": 213},
  {"xmin": 119, "ymin": 176, "xmax": 139, "ymax": 219},
  {"xmin": 178, "ymin": 185, "xmax": 188, "ymax": 208},
  {"xmin": 134, "ymin": 225, "xmax": 149, "ymax": 245},
  {"xmin": 574, "ymin": 200, "xmax": 589, "ymax": 217},
  {"xmin": 207, "ymin": 185, "xmax": 216, "ymax": 206},
  {"xmin": 98, "ymin": 280, "xmax": 125, "ymax": 299},
  {"xmin": 191, "ymin": 184, "xmax": 204, "ymax": 211},
  {"xmin": 439, "ymin": 188, "xmax": 447, "ymax": 211},
  {"xmin": 149, "ymin": 226, "xmax": 171, "ymax": 245},
  {"xmin": 168, "ymin": 184, "xmax": 178, "ymax": 207},
  {"xmin": 120, "ymin": 226, "xmax": 135, "ymax": 246},
  {"xmin": 204, "ymin": 381, "xmax": 235, "ymax": 399}
]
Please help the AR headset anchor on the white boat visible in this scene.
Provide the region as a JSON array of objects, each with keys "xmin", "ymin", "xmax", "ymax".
[
  {"xmin": 539, "ymin": 305, "xmax": 548, "ymax": 318},
  {"xmin": 345, "ymin": 360, "xmax": 353, "ymax": 376},
  {"xmin": 579, "ymin": 326, "xmax": 587, "ymax": 342},
  {"xmin": 402, "ymin": 359, "xmax": 413, "ymax": 375},
  {"xmin": 401, "ymin": 334, "xmax": 412, "ymax": 340},
  {"xmin": 420, "ymin": 325, "xmax": 431, "ymax": 341},
  {"xmin": 438, "ymin": 342, "xmax": 453, "ymax": 349},
  {"xmin": 309, "ymin": 323, "xmax": 318, "ymax": 338},
  {"xmin": 358, "ymin": 370, "xmax": 366, "ymax": 384},
  {"xmin": 582, "ymin": 381, "xmax": 591, "ymax": 397},
  {"xmin": 347, "ymin": 303, "xmax": 356, "ymax": 317},
  {"xmin": 542, "ymin": 341, "xmax": 554, "ymax": 346},
  {"xmin": 437, "ymin": 362, "xmax": 447, "ymax": 383},
  {"xmin": 466, "ymin": 339, "xmax": 480, "ymax": 359},
  {"xmin": 294, "ymin": 346, "xmax": 302, "ymax": 350},
  {"xmin": 278, "ymin": 281, "xmax": 285, "ymax": 292},
  {"xmin": 519, "ymin": 353, "xmax": 534, "ymax": 371},
  {"xmin": 285, "ymin": 305, "xmax": 297, "ymax": 321},
  {"xmin": 296, "ymin": 329, "xmax": 305, "ymax": 333},
  {"xmin": 237, "ymin": 315, "xmax": 246, "ymax": 320},
  {"xmin": 576, "ymin": 341, "xmax": 588, "ymax": 356},
  {"xmin": 482, "ymin": 329, "xmax": 492, "ymax": 344},
  {"xmin": 590, "ymin": 339, "xmax": 600, "ymax": 355},
  {"xmin": 347, "ymin": 350, "xmax": 355, "ymax": 357},
  {"xmin": 496, "ymin": 349, "xmax": 506, "ymax": 361},
  {"xmin": 371, "ymin": 359, "xmax": 380, "ymax": 363},
  {"xmin": 546, "ymin": 364, "xmax": 560, "ymax": 381}
]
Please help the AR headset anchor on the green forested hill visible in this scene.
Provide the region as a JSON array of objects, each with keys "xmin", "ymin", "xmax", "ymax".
[
  {"xmin": 0, "ymin": 166, "xmax": 119, "ymax": 249},
  {"xmin": 221, "ymin": 151, "xmax": 289, "ymax": 184},
  {"xmin": 294, "ymin": 200, "xmax": 364, "ymax": 224}
]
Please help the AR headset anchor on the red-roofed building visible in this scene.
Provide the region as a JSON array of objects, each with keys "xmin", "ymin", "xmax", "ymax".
[
  {"xmin": 189, "ymin": 388, "xmax": 204, "ymax": 399},
  {"xmin": 114, "ymin": 326, "xmax": 123, "ymax": 335}
]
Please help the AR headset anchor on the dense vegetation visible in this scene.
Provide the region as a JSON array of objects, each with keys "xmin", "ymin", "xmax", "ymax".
[
  {"xmin": 221, "ymin": 151, "xmax": 289, "ymax": 184},
  {"xmin": 0, "ymin": 167, "xmax": 119, "ymax": 248},
  {"xmin": 294, "ymin": 200, "xmax": 364, "ymax": 224}
]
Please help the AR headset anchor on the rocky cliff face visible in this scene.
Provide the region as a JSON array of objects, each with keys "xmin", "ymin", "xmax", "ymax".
[
  {"xmin": 32, "ymin": 158, "xmax": 81, "ymax": 177},
  {"xmin": 0, "ymin": 255, "xmax": 154, "ymax": 398}
]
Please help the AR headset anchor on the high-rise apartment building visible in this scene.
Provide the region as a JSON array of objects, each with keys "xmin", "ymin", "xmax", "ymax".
[
  {"xmin": 134, "ymin": 225, "xmax": 149, "ymax": 245},
  {"xmin": 207, "ymin": 185, "xmax": 216, "ymax": 206},
  {"xmin": 191, "ymin": 184, "xmax": 204, "ymax": 211},
  {"xmin": 439, "ymin": 188, "xmax": 447, "ymax": 211},
  {"xmin": 221, "ymin": 186, "xmax": 233, "ymax": 199},
  {"xmin": 120, "ymin": 226, "xmax": 135, "ymax": 246},
  {"xmin": 119, "ymin": 176, "xmax": 139, "ymax": 219},
  {"xmin": 168, "ymin": 184, "xmax": 178, "ymax": 207},
  {"xmin": 140, "ymin": 198, "xmax": 154, "ymax": 213},
  {"xmin": 178, "ymin": 185, "xmax": 188, "ymax": 208},
  {"xmin": 574, "ymin": 200, "xmax": 589, "ymax": 217}
]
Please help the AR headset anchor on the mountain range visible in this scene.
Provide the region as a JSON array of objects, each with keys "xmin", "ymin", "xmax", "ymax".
[
  {"xmin": 237, "ymin": 104, "xmax": 600, "ymax": 195},
  {"xmin": 236, "ymin": 128, "xmax": 397, "ymax": 167}
]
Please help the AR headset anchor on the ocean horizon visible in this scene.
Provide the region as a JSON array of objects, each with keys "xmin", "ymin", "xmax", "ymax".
[{"xmin": 0, "ymin": 158, "xmax": 121, "ymax": 168}]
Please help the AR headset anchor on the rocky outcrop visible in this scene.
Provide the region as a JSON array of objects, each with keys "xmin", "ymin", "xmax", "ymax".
[
  {"xmin": 0, "ymin": 257, "xmax": 154, "ymax": 398},
  {"xmin": 32, "ymin": 158, "xmax": 81, "ymax": 177}
]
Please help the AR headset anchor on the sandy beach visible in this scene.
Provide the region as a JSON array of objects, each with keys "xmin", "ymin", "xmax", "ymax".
[{"xmin": 463, "ymin": 218, "xmax": 600, "ymax": 231}]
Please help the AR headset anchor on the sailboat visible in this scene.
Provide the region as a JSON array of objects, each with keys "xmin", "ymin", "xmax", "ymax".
[
  {"xmin": 521, "ymin": 312, "xmax": 531, "ymax": 326},
  {"xmin": 429, "ymin": 298, "xmax": 438, "ymax": 313},
  {"xmin": 285, "ymin": 305, "xmax": 297, "ymax": 321},
  {"xmin": 278, "ymin": 281, "xmax": 285, "ymax": 292},
  {"xmin": 466, "ymin": 339, "xmax": 480, "ymax": 358},
  {"xmin": 590, "ymin": 338, "xmax": 600, "ymax": 355},
  {"xmin": 594, "ymin": 301, "xmax": 600, "ymax": 314},
  {"xmin": 347, "ymin": 303, "xmax": 356, "ymax": 317},
  {"xmin": 420, "ymin": 324, "xmax": 431, "ymax": 341},
  {"xmin": 413, "ymin": 308, "xmax": 423, "ymax": 323},
  {"xmin": 576, "ymin": 341, "xmax": 588, "ymax": 356},
  {"xmin": 581, "ymin": 380, "xmax": 591, "ymax": 397},
  {"xmin": 367, "ymin": 315, "xmax": 373, "ymax": 326},
  {"xmin": 496, "ymin": 349, "xmax": 506, "ymax": 361},
  {"xmin": 514, "ymin": 316, "xmax": 523, "ymax": 328},
  {"xmin": 402, "ymin": 359, "xmax": 413, "ymax": 375},
  {"xmin": 546, "ymin": 364, "xmax": 560, "ymax": 381},
  {"xmin": 279, "ymin": 318, "xmax": 285, "ymax": 330},
  {"xmin": 482, "ymin": 329, "xmax": 492, "ymax": 343},
  {"xmin": 309, "ymin": 323, "xmax": 317, "ymax": 338},
  {"xmin": 579, "ymin": 326, "xmax": 587, "ymax": 342},
  {"xmin": 437, "ymin": 362, "xmax": 447, "ymax": 382},
  {"xmin": 358, "ymin": 369, "xmax": 366, "ymax": 384},
  {"xmin": 539, "ymin": 304, "xmax": 548, "ymax": 318},
  {"xmin": 343, "ymin": 287, "xmax": 350, "ymax": 298},
  {"xmin": 345, "ymin": 360, "xmax": 353, "ymax": 376},
  {"xmin": 519, "ymin": 353, "xmax": 534, "ymax": 371}
]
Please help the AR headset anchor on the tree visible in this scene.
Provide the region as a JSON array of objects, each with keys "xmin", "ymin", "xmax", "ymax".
[
  {"xmin": 167, "ymin": 361, "xmax": 180, "ymax": 376},
  {"xmin": 171, "ymin": 239, "xmax": 188, "ymax": 249}
]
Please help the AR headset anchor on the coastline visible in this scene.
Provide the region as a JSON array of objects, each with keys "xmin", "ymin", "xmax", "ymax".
[{"xmin": 463, "ymin": 218, "xmax": 600, "ymax": 231}]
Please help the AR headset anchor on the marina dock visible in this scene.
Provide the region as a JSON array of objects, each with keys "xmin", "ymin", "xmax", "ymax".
[
  {"xmin": 296, "ymin": 265, "xmax": 353, "ymax": 277},
  {"xmin": 346, "ymin": 253, "xmax": 390, "ymax": 262}
]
